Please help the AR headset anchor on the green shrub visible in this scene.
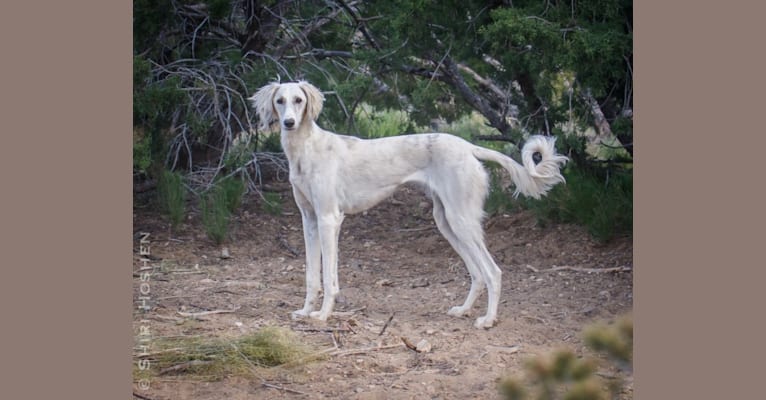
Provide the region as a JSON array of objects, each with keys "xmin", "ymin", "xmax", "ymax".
[
  {"xmin": 200, "ymin": 176, "xmax": 246, "ymax": 244},
  {"xmin": 523, "ymin": 166, "xmax": 632, "ymax": 243},
  {"xmin": 219, "ymin": 176, "xmax": 246, "ymax": 213},
  {"xmin": 157, "ymin": 170, "xmax": 186, "ymax": 228},
  {"xmin": 354, "ymin": 103, "xmax": 412, "ymax": 138},
  {"xmin": 200, "ymin": 187, "xmax": 230, "ymax": 245},
  {"xmin": 133, "ymin": 132, "xmax": 152, "ymax": 174}
]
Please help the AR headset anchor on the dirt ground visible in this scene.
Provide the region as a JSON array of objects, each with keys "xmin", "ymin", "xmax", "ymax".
[{"xmin": 133, "ymin": 184, "xmax": 633, "ymax": 399}]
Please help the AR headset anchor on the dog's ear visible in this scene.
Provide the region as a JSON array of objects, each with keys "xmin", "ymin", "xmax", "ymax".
[
  {"xmin": 249, "ymin": 82, "xmax": 280, "ymax": 131},
  {"xmin": 298, "ymin": 81, "xmax": 325, "ymax": 122}
]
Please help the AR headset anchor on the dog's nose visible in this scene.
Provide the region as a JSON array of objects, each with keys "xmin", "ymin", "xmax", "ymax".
[{"xmin": 284, "ymin": 118, "xmax": 295, "ymax": 129}]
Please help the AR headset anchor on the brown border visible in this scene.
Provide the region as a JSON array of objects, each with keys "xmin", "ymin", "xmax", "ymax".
[
  {"xmin": 1, "ymin": 2, "xmax": 132, "ymax": 398},
  {"xmin": 634, "ymin": 2, "xmax": 765, "ymax": 399}
]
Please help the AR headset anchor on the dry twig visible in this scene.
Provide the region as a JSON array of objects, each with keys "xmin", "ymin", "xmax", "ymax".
[
  {"xmin": 177, "ymin": 306, "xmax": 241, "ymax": 318},
  {"xmin": 542, "ymin": 265, "xmax": 632, "ymax": 274},
  {"xmin": 378, "ymin": 313, "xmax": 395, "ymax": 336}
]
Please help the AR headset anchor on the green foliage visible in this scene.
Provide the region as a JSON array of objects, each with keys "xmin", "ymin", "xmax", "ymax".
[
  {"xmin": 258, "ymin": 132, "xmax": 282, "ymax": 152},
  {"xmin": 157, "ymin": 170, "xmax": 187, "ymax": 228},
  {"xmin": 522, "ymin": 137, "xmax": 633, "ymax": 242},
  {"xmin": 133, "ymin": 0, "xmax": 173, "ymax": 56},
  {"xmin": 499, "ymin": 315, "xmax": 633, "ymax": 400},
  {"xmin": 133, "ymin": 55, "xmax": 185, "ymax": 176},
  {"xmin": 133, "ymin": 57, "xmax": 184, "ymax": 128},
  {"xmin": 481, "ymin": 1, "xmax": 631, "ymax": 98},
  {"xmin": 203, "ymin": 0, "xmax": 231, "ymax": 20},
  {"xmin": 200, "ymin": 176, "xmax": 245, "ymax": 244},
  {"xmin": 200, "ymin": 188, "xmax": 230, "ymax": 245},
  {"xmin": 133, "ymin": 132, "xmax": 152, "ymax": 174},
  {"xmin": 220, "ymin": 176, "xmax": 246, "ymax": 214},
  {"xmin": 439, "ymin": 112, "xmax": 503, "ymax": 142},
  {"xmin": 353, "ymin": 103, "xmax": 413, "ymax": 138}
]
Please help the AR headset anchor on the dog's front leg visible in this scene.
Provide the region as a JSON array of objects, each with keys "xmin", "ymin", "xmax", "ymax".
[
  {"xmin": 292, "ymin": 202, "xmax": 321, "ymax": 319},
  {"xmin": 310, "ymin": 211, "xmax": 344, "ymax": 321}
]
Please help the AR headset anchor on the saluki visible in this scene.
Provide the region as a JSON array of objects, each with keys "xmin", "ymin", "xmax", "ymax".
[{"xmin": 250, "ymin": 81, "xmax": 568, "ymax": 328}]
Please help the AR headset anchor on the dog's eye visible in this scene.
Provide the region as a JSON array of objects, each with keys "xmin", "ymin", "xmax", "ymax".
[
  {"xmin": 295, "ymin": 97, "xmax": 303, "ymax": 104},
  {"xmin": 276, "ymin": 98, "xmax": 284, "ymax": 105}
]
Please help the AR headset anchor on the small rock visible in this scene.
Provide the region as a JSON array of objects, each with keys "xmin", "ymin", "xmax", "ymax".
[
  {"xmin": 376, "ymin": 279, "xmax": 393, "ymax": 287},
  {"xmin": 220, "ymin": 247, "xmax": 231, "ymax": 259},
  {"xmin": 411, "ymin": 279, "xmax": 430, "ymax": 288},
  {"xmin": 416, "ymin": 339, "xmax": 432, "ymax": 353}
]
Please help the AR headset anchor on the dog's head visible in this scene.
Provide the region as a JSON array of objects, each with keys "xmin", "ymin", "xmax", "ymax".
[{"xmin": 249, "ymin": 81, "xmax": 325, "ymax": 132}]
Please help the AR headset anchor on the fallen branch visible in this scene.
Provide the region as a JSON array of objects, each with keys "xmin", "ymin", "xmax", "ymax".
[
  {"xmin": 543, "ymin": 266, "xmax": 633, "ymax": 274},
  {"xmin": 177, "ymin": 306, "xmax": 241, "ymax": 318},
  {"xmin": 133, "ymin": 392, "xmax": 155, "ymax": 400}
]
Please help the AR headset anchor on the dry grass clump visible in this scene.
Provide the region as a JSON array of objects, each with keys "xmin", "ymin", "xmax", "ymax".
[{"xmin": 135, "ymin": 326, "xmax": 319, "ymax": 381}]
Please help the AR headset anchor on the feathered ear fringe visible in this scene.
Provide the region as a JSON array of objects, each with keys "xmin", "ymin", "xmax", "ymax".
[
  {"xmin": 249, "ymin": 82, "xmax": 281, "ymax": 131},
  {"xmin": 297, "ymin": 80, "xmax": 325, "ymax": 122}
]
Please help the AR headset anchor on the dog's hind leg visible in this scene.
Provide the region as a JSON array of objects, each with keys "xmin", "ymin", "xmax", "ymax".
[
  {"xmin": 432, "ymin": 195, "xmax": 486, "ymax": 317},
  {"xmin": 446, "ymin": 210, "xmax": 502, "ymax": 329},
  {"xmin": 467, "ymin": 238, "xmax": 503, "ymax": 329},
  {"xmin": 440, "ymin": 186, "xmax": 502, "ymax": 329}
]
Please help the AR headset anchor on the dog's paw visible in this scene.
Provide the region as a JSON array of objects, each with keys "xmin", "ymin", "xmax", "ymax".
[
  {"xmin": 447, "ymin": 306, "xmax": 469, "ymax": 317},
  {"xmin": 473, "ymin": 315, "xmax": 496, "ymax": 329},
  {"xmin": 309, "ymin": 310, "xmax": 330, "ymax": 321},
  {"xmin": 291, "ymin": 309, "xmax": 311, "ymax": 320}
]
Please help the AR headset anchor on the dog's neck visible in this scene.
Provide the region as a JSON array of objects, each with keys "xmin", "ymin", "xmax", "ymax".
[{"xmin": 280, "ymin": 120, "xmax": 322, "ymax": 164}]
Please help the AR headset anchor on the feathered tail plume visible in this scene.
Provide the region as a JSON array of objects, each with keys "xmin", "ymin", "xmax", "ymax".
[{"xmin": 472, "ymin": 135, "xmax": 569, "ymax": 199}]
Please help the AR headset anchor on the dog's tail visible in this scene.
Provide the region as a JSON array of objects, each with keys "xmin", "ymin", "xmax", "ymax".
[{"xmin": 471, "ymin": 135, "xmax": 569, "ymax": 199}]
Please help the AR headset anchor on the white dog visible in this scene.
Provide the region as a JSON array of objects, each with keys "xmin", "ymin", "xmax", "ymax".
[{"xmin": 250, "ymin": 81, "xmax": 567, "ymax": 328}]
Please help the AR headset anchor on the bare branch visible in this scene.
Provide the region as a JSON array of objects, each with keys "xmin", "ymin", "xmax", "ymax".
[
  {"xmin": 440, "ymin": 56, "xmax": 520, "ymax": 141},
  {"xmin": 336, "ymin": 0, "xmax": 381, "ymax": 51}
]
